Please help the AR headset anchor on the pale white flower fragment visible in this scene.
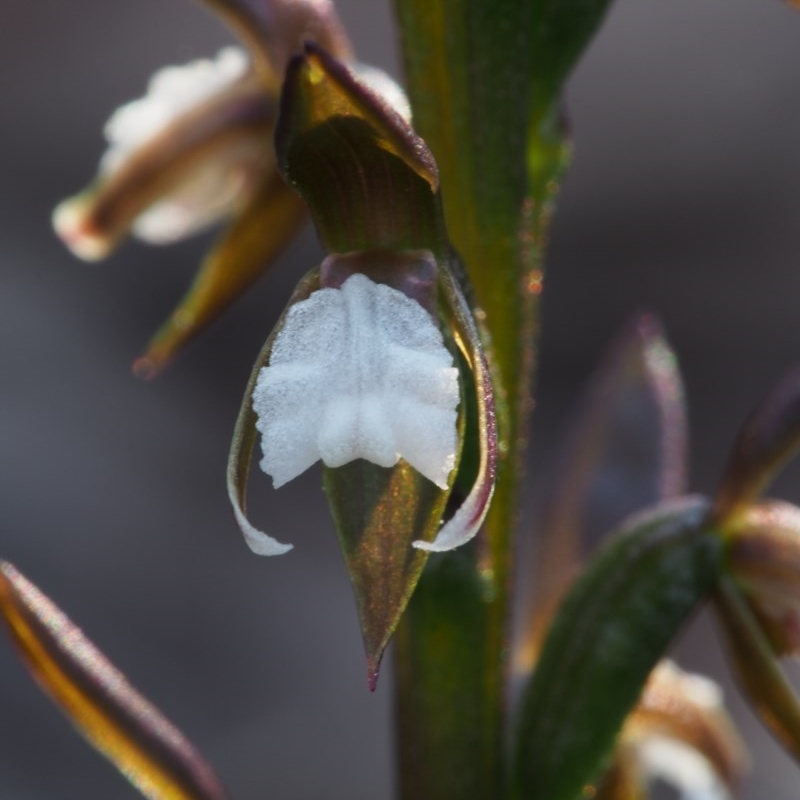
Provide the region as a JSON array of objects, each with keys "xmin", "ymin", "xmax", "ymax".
[
  {"xmin": 625, "ymin": 660, "xmax": 746, "ymax": 800},
  {"xmin": 100, "ymin": 47, "xmax": 250, "ymax": 175},
  {"xmin": 637, "ymin": 737, "xmax": 730, "ymax": 800},
  {"xmin": 252, "ymin": 273, "xmax": 459, "ymax": 490},
  {"xmin": 68, "ymin": 46, "xmax": 260, "ymax": 247}
]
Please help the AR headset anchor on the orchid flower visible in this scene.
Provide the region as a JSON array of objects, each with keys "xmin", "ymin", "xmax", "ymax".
[
  {"xmin": 51, "ymin": 0, "xmax": 406, "ymax": 378},
  {"xmin": 610, "ymin": 660, "xmax": 748, "ymax": 800},
  {"xmin": 227, "ymin": 44, "xmax": 497, "ymax": 686}
]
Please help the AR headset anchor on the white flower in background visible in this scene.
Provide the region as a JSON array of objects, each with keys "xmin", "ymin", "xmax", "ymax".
[
  {"xmin": 99, "ymin": 47, "xmax": 250, "ymax": 175},
  {"xmin": 622, "ymin": 660, "xmax": 748, "ymax": 800},
  {"xmin": 99, "ymin": 47, "xmax": 255, "ymax": 245},
  {"xmin": 53, "ymin": 46, "xmax": 269, "ymax": 258},
  {"xmin": 637, "ymin": 737, "xmax": 729, "ymax": 800},
  {"xmin": 50, "ymin": 0, "xmax": 415, "ymax": 376},
  {"xmin": 53, "ymin": 46, "xmax": 411, "ymax": 259},
  {"xmin": 252, "ymin": 273, "xmax": 459, "ymax": 490}
]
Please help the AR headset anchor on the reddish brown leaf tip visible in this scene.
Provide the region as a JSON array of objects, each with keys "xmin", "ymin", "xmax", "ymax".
[
  {"xmin": 0, "ymin": 562, "xmax": 229, "ymax": 800},
  {"xmin": 716, "ymin": 364, "xmax": 800, "ymax": 527},
  {"xmin": 367, "ymin": 658, "xmax": 381, "ymax": 693},
  {"xmin": 132, "ymin": 354, "xmax": 161, "ymax": 381}
]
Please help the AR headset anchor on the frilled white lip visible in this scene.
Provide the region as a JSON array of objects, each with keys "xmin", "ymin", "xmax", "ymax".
[{"xmin": 252, "ymin": 272, "xmax": 459, "ymax": 490}]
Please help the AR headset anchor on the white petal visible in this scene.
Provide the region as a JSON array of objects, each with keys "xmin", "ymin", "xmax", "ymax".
[
  {"xmin": 98, "ymin": 47, "xmax": 257, "ymax": 244},
  {"xmin": 252, "ymin": 273, "xmax": 459, "ymax": 488},
  {"xmin": 232, "ymin": 499, "xmax": 293, "ymax": 556},
  {"xmin": 100, "ymin": 47, "xmax": 250, "ymax": 175},
  {"xmin": 129, "ymin": 149, "xmax": 258, "ymax": 244},
  {"xmin": 637, "ymin": 737, "xmax": 731, "ymax": 800}
]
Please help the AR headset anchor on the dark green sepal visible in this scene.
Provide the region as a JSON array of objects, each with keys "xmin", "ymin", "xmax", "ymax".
[
  {"xmin": 275, "ymin": 43, "xmax": 446, "ymax": 257},
  {"xmin": 511, "ymin": 495, "xmax": 723, "ymax": 800}
]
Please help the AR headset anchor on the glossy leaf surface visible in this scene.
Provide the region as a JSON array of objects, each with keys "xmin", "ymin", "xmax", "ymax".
[{"xmin": 512, "ymin": 497, "xmax": 723, "ymax": 800}]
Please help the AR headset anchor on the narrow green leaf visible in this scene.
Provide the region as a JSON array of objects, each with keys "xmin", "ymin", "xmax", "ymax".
[
  {"xmin": 390, "ymin": 3, "xmax": 565, "ymax": 796},
  {"xmin": 512, "ymin": 496, "xmax": 723, "ymax": 800},
  {"xmin": 0, "ymin": 563, "xmax": 228, "ymax": 800},
  {"xmin": 529, "ymin": 0, "xmax": 618, "ymax": 113}
]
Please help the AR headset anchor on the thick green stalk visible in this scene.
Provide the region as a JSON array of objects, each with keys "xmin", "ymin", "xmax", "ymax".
[{"xmin": 392, "ymin": 3, "xmax": 568, "ymax": 798}]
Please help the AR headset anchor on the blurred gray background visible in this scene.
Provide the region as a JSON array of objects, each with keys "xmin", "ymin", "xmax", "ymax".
[{"xmin": 2, "ymin": 0, "xmax": 800, "ymax": 797}]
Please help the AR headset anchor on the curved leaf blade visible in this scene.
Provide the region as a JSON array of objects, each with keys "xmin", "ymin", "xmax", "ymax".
[
  {"xmin": 0, "ymin": 562, "xmax": 228, "ymax": 800},
  {"xmin": 511, "ymin": 497, "xmax": 723, "ymax": 800}
]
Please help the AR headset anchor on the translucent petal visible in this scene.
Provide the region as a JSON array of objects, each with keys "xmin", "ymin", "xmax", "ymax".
[{"xmin": 252, "ymin": 273, "xmax": 459, "ymax": 489}]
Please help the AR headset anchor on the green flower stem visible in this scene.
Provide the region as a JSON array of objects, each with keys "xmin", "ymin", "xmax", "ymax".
[{"xmin": 392, "ymin": 2, "xmax": 569, "ymax": 797}]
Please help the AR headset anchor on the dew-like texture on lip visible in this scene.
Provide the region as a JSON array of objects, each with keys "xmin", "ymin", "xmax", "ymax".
[{"xmin": 252, "ymin": 272, "xmax": 459, "ymax": 489}]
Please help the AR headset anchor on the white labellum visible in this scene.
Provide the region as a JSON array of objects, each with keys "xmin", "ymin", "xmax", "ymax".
[{"xmin": 253, "ymin": 273, "xmax": 459, "ymax": 490}]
